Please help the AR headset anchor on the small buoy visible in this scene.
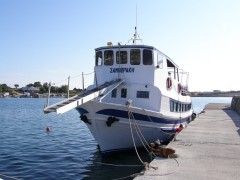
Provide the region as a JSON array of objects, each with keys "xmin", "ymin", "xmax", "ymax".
[
  {"xmin": 177, "ymin": 124, "xmax": 183, "ymax": 133},
  {"xmin": 46, "ymin": 127, "xmax": 51, "ymax": 133}
]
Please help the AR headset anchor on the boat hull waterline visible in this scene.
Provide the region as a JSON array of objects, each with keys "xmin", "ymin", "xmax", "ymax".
[{"xmin": 77, "ymin": 101, "xmax": 192, "ymax": 153}]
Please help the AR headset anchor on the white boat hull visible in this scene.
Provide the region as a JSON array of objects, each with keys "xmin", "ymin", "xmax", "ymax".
[{"xmin": 77, "ymin": 101, "xmax": 192, "ymax": 153}]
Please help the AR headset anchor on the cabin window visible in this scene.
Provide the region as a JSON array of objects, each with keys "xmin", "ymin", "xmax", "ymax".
[
  {"xmin": 95, "ymin": 51, "xmax": 102, "ymax": 66},
  {"xmin": 143, "ymin": 49, "xmax": 153, "ymax": 65},
  {"xmin": 170, "ymin": 100, "xmax": 174, "ymax": 112},
  {"xmin": 157, "ymin": 54, "xmax": 163, "ymax": 68},
  {"xmin": 170, "ymin": 99, "xmax": 191, "ymax": 112},
  {"xmin": 104, "ymin": 50, "xmax": 114, "ymax": 65},
  {"xmin": 111, "ymin": 89, "xmax": 117, "ymax": 98},
  {"xmin": 175, "ymin": 102, "xmax": 179, "ymax": 112},
  {"xmin": 130, "ymin": 49, "xmax": 140, "ymax": 65},
  {"xmin": 116, "ymin": 51, "xmax": 127, "ymax": 64},
  {"xmin": 182, "ymin": 104, "xmax": 185, "ymax": 112},
  {"xmin": 136, "ymin": 91, "xmax": 149, "ymax": 98},
  {"xmin": 121, "ymin": 88, "xmax": 127, "ymax": 98},
  {"xmin": 167, "ymin": 59, "xmax": 177, "ymax": 80},
  {"xmin": 179, "ymin": 104, "xmax": 182, "ymax": 112}
]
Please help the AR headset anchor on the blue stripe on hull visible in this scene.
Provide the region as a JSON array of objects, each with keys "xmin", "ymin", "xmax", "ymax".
[{"xmin": 96, "ymin": 109, "xmax": 189, "ymax": 124}]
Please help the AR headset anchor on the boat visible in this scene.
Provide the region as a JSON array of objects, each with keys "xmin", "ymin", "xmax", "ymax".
[{"xmin": 44, "ymin": 27, "xmax": 194, "ymax": 154}]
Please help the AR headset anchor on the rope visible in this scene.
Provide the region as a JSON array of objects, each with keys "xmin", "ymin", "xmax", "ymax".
[
  {"xmin": 51, "ymin": 71, "xmax": 94, "ymax": 86},
  {"xmin": 0, "ymin": 173, "xmax": 21, "ymax": 180},
  {"xmin": 127, "ymin": 105, "xmax": 145, "ymax": 165},
  {"xmin": 126, "ymin": 101, "xmax": 158, "ymax": 171},
  {"xmin": 127, "ymin": 106, "xmax": 150, "ymax": 153},
  {"xmin": 71, "ymin": 74, "xmax": 82, "ymax": 79},
  {"xmin": 142, "ymin": 158, "xmax": 180, "ymax": 177},
  {"xmin": 127, "ymin": 107, "xmax": 160, "ymax": 159},
  {"xmin": 112, "ymin": 156, "xmax": 180, "ymax": 179},
  {"xmin": 94, "ymin": 162, "xmax": 144, "ymax": 167},
  {"xmin": 52, "ymin": 78, "xmax": 68, "ymax": 85},
  {"xmin": 83, "ymin": 71, "xmax": 95, "ymax": 76}
]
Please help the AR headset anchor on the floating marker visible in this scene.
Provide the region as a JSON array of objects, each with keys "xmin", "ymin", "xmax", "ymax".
[{"xmin": 46, "ymin": 127, "xmax": 51, "ymax": 133}]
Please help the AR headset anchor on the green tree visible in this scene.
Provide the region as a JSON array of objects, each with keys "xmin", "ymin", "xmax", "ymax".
[
  {"xmin": 14, "ymin": 84, "xmax": 19, "ymax": 89},
  {"xmin": 0, "ymin": 84, "xmax": 11, "ymax": 92},
  {"xmin": 40, "ymin": 82, "xmax": 49, "ymax": 93},
  {"xmin": 73, "ymin": 87, "xmax": 83, "ymax": 93},
  {"xmin": 33, "ymin": 82, "xmax": 42, "ymax": 88},
  {"xmin": 50, "ymin": 86, "xmax": 56, "ymax": 93},
  {"xmin": 26, "ymin": 83, "xmax": 34, "ymax": 87},
  {"xmin": 59, "ymin": 85, "xmax": 68, "ymax": 93},
  {"xmin": 39, "ymin": 86, "xmax": 47, "ymax": 93}
]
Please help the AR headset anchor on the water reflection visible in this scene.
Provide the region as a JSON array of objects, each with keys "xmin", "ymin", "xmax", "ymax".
[{"xmin": 82, "ymin": 148, "xmax": 151, "ymax": 180}]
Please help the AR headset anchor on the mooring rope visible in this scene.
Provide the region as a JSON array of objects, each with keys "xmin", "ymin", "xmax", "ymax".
[
  {"xmin": 127, "ymin": 106, "xmax": 150, "ymax": 153},
  {"xmin": 142, "ymin": 158, "xmax": 180, "ymax": 177},
  {"xmin": 127, "ymin": 106, "xmax": 160, "ymax": 159},
  {"xmin": 127, "ymin": 105, "xmax": 145, "ymax": 165},
  {"xmin": 126, "ymin": 101, "xmax": 159, "ymax": 172},
  {"xmin": 94, "ymin": 162, "xmax": 144, "ymax": 167}
]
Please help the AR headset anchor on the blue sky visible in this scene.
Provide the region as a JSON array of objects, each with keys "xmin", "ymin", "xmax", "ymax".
[{"xmin": 1, "ymin": 0, "xmax": 240, "ymax": 91}]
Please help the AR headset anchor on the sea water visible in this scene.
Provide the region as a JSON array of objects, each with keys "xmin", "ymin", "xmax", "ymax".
[{"xmin": 0, "ymin": 97, "xmax": 232, "ymax": 180}]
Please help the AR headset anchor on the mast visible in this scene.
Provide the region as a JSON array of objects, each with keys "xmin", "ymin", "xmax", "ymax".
[{"xmin": 132, "ymin": 5, "xmax": 142, "ymax": 45}]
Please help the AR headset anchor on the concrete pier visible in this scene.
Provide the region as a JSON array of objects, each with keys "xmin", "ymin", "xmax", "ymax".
[{"xmin": 135, "ymin": 103, "xmax": 240, "ymax": 180}]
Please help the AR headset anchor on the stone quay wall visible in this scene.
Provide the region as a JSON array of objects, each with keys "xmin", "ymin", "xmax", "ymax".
[{"xmin": 231, "ymin": 96, "xmax": 240, "ymax": 115}]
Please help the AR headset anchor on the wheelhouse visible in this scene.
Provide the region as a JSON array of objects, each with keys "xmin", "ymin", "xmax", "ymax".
[{"xmin": 95, "ymin": 45, "xmax": 155, "ymax": 67}]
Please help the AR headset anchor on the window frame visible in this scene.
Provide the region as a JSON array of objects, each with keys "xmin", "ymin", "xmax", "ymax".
[
  {"xmin": 104, "ymin": 50, "xmax": 114, "ymax": 66},
  {"xmin": 121, "ymin": 88, "xmax": 127, "ymax": 98},
  {"xmin": 157, "ymin": 54, "xmax": 163, "ymax": 68},
  {"xmin": 116, "ymin": 50, "xmax": 128, "ymax": 64},
  {"xmin": 130, "ymin": 49, "xmax": 141, "ymax": 65},
  {"xmin": 136, "ymin": 91, "xmax": 149, "ymax": 99},
  {"xmin": 95, "ymin": 51, "xmax": 103, "ymax": 66},
  {"xmin": 111, "ymin": 88, "xmax": 117, "ymax": 98},
  {"xmin": 143, "ymin": 49, "xmax": 153, "ymax": 65}
]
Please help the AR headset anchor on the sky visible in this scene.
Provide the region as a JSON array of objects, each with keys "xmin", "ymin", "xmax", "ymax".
[{"xmin": 1, "ymin": 0, "xmax": 240, "ymax": 92}]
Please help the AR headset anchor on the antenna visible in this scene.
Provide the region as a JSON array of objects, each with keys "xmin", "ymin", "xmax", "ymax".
[
  {"xmin": 133, "ymin": 5, "xmax": 138, "ymax": 45},
  {"xmin": 136, "ymin": 4, "xmax": 137, "ymax": 30},
  {"xmin": 129, "ymin": 4, "xmax": 143, "ymax": 45}
]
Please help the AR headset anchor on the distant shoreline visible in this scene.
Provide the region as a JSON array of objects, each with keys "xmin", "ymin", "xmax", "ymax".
[
  {"xmin": 190, "ymin": 92, "xmax": 240, "ymax": 97},
  {"xmin": 0, "ymin": 94, "xmax": 237, "ymax": 98}
]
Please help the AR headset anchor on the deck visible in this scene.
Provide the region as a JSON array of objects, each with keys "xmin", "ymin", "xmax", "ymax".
[{"xmin": 135, "ymin": 103, "xmax": 240, "ymax": 180}]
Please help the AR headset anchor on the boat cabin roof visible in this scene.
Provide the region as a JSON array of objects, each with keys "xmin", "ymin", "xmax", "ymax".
[
  {"xmin": 95, "ymin": 45, "xmax": 154, "ymax": 51},
  {"xmin": 95, "ymin": 44, "xmax": 179, "ymax": 68}
]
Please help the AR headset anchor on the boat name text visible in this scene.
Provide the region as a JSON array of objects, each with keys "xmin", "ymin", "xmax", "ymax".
[{"xmin": 110, "ymin": 68, "xmax": 135, "ymax": 73}]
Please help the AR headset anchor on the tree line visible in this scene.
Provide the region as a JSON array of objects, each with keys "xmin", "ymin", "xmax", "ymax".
[{"xmin": 0, "ymin": 82, "xmax": 82, "ymax": 94}]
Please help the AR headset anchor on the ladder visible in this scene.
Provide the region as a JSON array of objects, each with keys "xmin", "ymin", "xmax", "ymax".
[{"xmin": 43, "ymin": 79, "xmax": 123, "ymax": 114}]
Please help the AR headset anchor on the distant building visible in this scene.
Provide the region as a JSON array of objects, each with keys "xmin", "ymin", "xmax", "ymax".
[
  {"xmin": 213, "ymin": 90, "xmax": 221, "ymax": 93},
  {"xmin": 22, "ymin": 86, "xmax": 39, "ymax": 93},
  {"xmin": 3, "ymin": 92, "xmax": 9, "ymax": 97}
]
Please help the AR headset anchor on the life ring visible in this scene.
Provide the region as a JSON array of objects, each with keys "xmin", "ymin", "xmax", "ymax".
[
  {"xmin": 167, "ymin": 77, "xmax": 172, "ymax": 90},
  {"xmin": 178, "ymin": 83, "xmax": 182, "ymax": 94}
]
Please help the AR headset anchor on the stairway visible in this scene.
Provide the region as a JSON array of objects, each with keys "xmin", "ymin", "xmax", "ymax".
[{"xmin": 43, "ymin": 79, "xmax": 123, "ymax": 114}]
